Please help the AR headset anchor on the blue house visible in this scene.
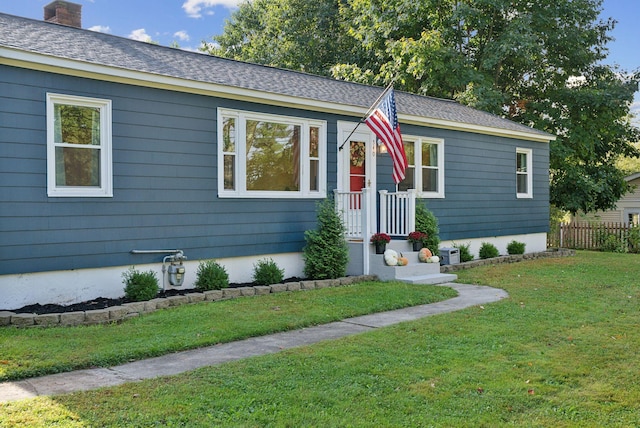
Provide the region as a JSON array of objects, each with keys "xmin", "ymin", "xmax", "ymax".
[{"xmin": 0, "ymin": 4, "xmax": 554, "ymax": 308}]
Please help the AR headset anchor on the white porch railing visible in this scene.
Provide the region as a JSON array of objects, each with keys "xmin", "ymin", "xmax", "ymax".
[
  {"xmin": 334, "ymin": 188, "xmax": 416, "ymax": 238},
  {"xmin": 334, "ymin": 188, "xmax": 367, "ymax": 239},
  {"xmin": 379, "ymin": 189, "xmax": 416, "ymax": 237}
]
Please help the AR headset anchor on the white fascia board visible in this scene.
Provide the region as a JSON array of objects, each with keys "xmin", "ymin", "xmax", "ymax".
[{"xmin": 1, "ymin": 47, "xmax": 555, "ymax": 143}]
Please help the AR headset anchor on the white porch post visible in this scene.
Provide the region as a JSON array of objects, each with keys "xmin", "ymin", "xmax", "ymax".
[
  {"xmin": 408, "ymin": 188, "xmax": 417, "ymax": 233},
  {"xmin": 379, "ymin": 190, "xmax": 388, "ymax": 234},
  {"xmin": 362, "ymin": 187, "xmax": 371, "ymax": 275}
]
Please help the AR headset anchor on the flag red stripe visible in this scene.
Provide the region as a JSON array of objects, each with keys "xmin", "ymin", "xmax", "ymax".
[{"xmin": 364, "ymin": 88, "xmax": 407, "ymax": 184}]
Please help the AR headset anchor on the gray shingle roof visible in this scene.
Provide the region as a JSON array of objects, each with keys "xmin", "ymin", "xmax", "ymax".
[{"xmin": 0, "ymin": 12, "xmax": 551, "ymax": 139}]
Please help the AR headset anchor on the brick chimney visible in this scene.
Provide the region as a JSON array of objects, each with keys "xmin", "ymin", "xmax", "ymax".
[{"xmin": 44, "ymin": 1, "xmax": 82, "ymax": 28}]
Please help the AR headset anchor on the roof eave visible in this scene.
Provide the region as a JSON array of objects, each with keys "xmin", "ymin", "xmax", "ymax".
[{"xmin": 1, "ymin": 47, "xmax": 555, "ymax": 143}]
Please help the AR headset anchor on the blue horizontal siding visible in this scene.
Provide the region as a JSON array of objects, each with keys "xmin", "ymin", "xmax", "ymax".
[
  {"xmin": 0, "ymin": 65, "xmax": 326, "ymax": 275},
  {"xmin": 1, "ymin": 64, "xmax": 549, "ymax": 277},
  {"xmin": 394, "ymin": 124, "xmax": 550, "ymax": 241}
]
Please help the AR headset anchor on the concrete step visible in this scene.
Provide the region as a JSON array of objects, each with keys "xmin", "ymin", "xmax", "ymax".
[
  {"xmin": 369, "ymin": 251, "xmax": 456, "ymax": 285},
  {"xmin": 396, "ymin": 273, "xmax": 458, "ymax": 285}
]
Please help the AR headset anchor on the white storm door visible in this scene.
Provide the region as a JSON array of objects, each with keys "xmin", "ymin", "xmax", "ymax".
[{"xmin": 337, "ymin": 122, "xmax": 376, "ymax": 238}]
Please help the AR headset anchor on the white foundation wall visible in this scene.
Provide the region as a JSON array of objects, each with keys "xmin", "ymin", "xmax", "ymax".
[
  {"xmin": 0, "ymin": 252, "xmax": 305, "ymax": 310},
  {"xmin": 439, "ymin": 232, "xmax": 548, "ymax": 259}
]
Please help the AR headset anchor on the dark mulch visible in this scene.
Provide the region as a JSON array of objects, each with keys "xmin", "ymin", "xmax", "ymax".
[{"xmin": 4, "ymin": 278, "xmax": 304, "ymax": 315}]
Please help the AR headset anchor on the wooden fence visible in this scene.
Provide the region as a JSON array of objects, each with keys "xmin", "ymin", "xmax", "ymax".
[{"xmin": 547, "ymin": 222, "xmax": 639, "ymax": 251}]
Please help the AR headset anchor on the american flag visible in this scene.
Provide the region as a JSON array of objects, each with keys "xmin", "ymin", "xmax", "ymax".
[{"xmin": 364, "ymin": 88, "xmax": 407, "ymax": 183}]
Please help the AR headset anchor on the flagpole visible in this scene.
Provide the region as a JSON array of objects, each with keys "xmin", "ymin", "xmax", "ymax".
[{"xmin": 338, "ymin": 81, "xmax": 395, "ymax": 151}]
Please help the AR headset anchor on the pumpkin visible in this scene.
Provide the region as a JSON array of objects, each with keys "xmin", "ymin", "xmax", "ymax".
[
  {"xmin": 397, "ymin": 254, "xmax": 409, "ymax": 266},
  {"xmin": 383, "ymin": 249, "xmax": 399, "ymax": 266},
  {"xmin": 418, "ymin": 248, "xmax": 433, "ymax": 263},
  {"xmin": 430, "ymin": 255, "xmax": 440, "ymax": 264}
]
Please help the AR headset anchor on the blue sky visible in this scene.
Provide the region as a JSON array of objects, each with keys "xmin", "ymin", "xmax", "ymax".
[{"xmin": 1, "ymin": 0, "xmax": 638, "ymax": 117}]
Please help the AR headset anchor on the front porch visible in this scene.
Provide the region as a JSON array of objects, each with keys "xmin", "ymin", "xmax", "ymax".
[{"xmin": 334, "ymin": 189, "xmax": 457, "ymax": 284}]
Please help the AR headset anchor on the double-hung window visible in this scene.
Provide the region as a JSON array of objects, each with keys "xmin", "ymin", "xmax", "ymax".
[
  {"xmin": 398, "ymin": 136, "xmax": 444, "ymax": 198},
  {"xmin": 46, "ymin": 93, "xmax": 113, "ymax": 197},
  {"xmin": 218, "ymin": 109, "xmax": 326, "ymax": 198},
  {"xmin": 516, "ymin": 148, "xmax": 533, "ymax": 198}
]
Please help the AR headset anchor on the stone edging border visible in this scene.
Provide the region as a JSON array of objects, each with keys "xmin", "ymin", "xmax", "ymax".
[
  {"xmin": 0, "ymin": 276, "xmax": 378, "ymax": 329},
  {"xmin": 440, "ymin": 248, "xmax": 576, "ymax": 272},
  {"xmin": 0, "ymin": 249, "xmax": 576, "ymax": 328}
]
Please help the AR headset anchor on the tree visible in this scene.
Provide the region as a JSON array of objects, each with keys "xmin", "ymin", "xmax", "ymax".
[
  {"xmin": 211, "ymin": 0, "xmax": 640, "ymax": 214},
  {"xmin": 204, "ymin": 0, "xmax": 356, "ymax": 77}
]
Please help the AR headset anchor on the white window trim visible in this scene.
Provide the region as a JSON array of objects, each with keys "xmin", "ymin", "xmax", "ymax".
[
  {"xmin": 46, "ymin": 93, "xmax": 113, "ymax": 197},
  {"xmin": 217, "ymin": 108, "xmax": 327, "ymax": 199},
  {"xmin": 516, "ymin": 147, "xmax": 533, "ymax": 199},
  {"xmin": 401, "ymin": 136, "xmax": 445, "ymax": 198}
]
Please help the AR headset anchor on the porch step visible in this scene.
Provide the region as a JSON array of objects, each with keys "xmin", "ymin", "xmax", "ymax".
[
  {"xmin": 396, "ymin": 273, "xmax": 458, "ymax": 285},
  {"xmin": 368, "ymin": 250, "xmax": 457, "ymax": 285}
]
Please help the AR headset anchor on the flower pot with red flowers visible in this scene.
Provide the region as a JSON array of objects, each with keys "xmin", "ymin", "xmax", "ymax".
[
  {"xmin": 370, "ymin": 233, "xmax": 391, "ymax": 254},
  {"xmin": 407, "ymin": 231, "xmax": 428, "ymax": 251}
]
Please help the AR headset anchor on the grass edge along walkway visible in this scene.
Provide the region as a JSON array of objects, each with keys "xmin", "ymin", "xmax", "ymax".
[{"xmin": 0, "ymin": 282, "xmax": 507, "ymax": 403}]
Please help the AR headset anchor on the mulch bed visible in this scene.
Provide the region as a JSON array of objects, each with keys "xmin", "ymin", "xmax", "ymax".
[{"xmin": 4, "ymin": 278, "xmax": 304, "ymax": 315}]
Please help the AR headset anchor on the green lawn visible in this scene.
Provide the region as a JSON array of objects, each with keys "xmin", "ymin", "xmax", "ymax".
[
  {"xmin": 0, "ymin": 281, "xmax": 456, "ymax": 382},
  {"xmin": 2, "ymin": 252, "xmax": 640, "ymax": 427}
]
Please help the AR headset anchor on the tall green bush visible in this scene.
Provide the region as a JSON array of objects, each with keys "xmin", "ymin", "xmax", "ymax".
[
  {"xmin": 415, "ymin": 203, "xmax": 440, "ymax": 252},
  {"xmin": 303, "ymin": 197, "xmax": 349, "ymax": 279}
]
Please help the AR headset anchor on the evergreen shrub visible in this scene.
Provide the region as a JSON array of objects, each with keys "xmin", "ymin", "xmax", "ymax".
[
  {"xmin": 195, "ymin": 260, "xmax": 229, "ymax": 291},
  {"xmin": 479, "ymin": 242, "xmax": 500, "ymax": 259},
  {"xmin": 303, "ymin": 197, "xmax": 349, "ymax": 279},
  {"xmin": 122, "ymin": 267, "xmax": 160, "ymax": 301},
  {"xmin": 253, "ymin": 258, "xmax": 285, "ymax": 285}
]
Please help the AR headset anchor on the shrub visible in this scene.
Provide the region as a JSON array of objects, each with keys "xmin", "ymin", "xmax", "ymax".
[
  {"xmin": 195, "ymin": 260, "xmax": 229, "ymax": 291},
  {"xmin": 253, "ymin": 258, "xmax": 285, "ymax": 285},
  {"xmin": 601, "ymin": 234, "xmax": 627, "ymax": 253},
  {"xmin": 453, "ymin": 242, "xmax": 474, "ymax": 262},
  {"xmin": 415, "ymin": 203, "xmax": 440, "ymax": 251},
  {"xmin": 303, "ymin": 197, "xmax": 349, "ymax": 279},
  {"xmin": 628, "ymin": 226, "xmax": 640, "ymax": 253},
  {"xmin": 506, "ymin": 240, "xmax": 526, "ymax": 255},
  {"xmin": 479, "ymin": 242, "xmax": 499, "ymax": 259},
  {"xmin": 122, "ymin": 267, "xmax": 159, "ymax": 302}
]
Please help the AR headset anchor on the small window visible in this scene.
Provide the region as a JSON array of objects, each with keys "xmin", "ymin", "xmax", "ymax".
[
  {"xmin": 218, "ymin": 109, "xmax": 326, "ymax": 198},
  {"xmin": 516, "ymin": 148, "xmax": 533, "ymax": 198},
  {"xmin": 398, "ymin": 137, "xmax": 444, "ymax": 198},
  {"xmin": 47, "ymin": 93, "xmax": 112, "ymax": 197}
]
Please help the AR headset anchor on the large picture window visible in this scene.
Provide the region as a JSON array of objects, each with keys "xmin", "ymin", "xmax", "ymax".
[
  {"xmin": 218, "ymin": 109, "xmax": 326, "ymax": 198},
  {"xmin": 46, "ymin": 93, "xmax": 112, "ymax": 197},
  {"xmin": 398, "ymin": 136, "xmax": 444, "ymax": 198},
  {"xmin": 516, "ymin": 148, "xmax": 533, "ymax": 198}
]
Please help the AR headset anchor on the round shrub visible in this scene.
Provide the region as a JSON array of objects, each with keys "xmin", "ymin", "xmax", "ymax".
[
  {"xmin": 478, "ymin": 242, "xmax": 500, "ymax": 259},
  {"xmin": 506, "ymin": 240, "xmax": 526, "ymax": 255},
  {"xmin": 195, "ymin": 260, "xmax": 229, "ymax": 291},
  {"xmin": 122, "ymin": 267, "xmax": 160, "ymax": 302},
  {"xmin": 453, "ymin": 242, "xmax": 474, "ymax": 262},
  {"xmin": 253, "ymin": 258, "xmax": 285, "ymax": 285}
]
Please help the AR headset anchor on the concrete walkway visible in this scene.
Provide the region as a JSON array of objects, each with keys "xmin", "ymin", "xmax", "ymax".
[{"xmin": 0, "ymin": 283, "xmax": 508, "ymax": 403}]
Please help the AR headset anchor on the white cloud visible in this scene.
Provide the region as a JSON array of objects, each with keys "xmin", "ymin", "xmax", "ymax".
[
  {"xmin": 128, "ymin": 28, "xmax": 152, "ymax": 42},
  {"xmin": 182, "ymin": 0, "xmax": 242, "ymax": 19},
  {"xmin": 88, "ymin": 25, "xmax": 111, "ymax": 34},
  {"xmin": 174, "ymin": 30, "xmax": 190, "ymax": 41}
]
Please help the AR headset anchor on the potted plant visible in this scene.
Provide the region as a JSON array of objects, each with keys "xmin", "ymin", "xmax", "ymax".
[
  {"xmin": 370, "ymin": 233, "xmax": 391, "ymax": 254},
  {"xmin": 407, "ymin": 231, "xmax": 428, "ymax": 251}
]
